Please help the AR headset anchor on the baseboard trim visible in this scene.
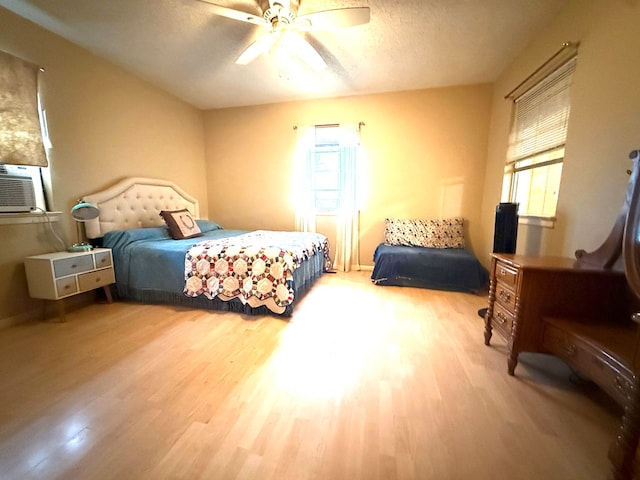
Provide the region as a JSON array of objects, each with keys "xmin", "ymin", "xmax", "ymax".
[
  {"xmin": 0, "ymin": 294, "xmax": 95, "ymax": 329},
  {"xmin": 0, "ymin": 308, "xmax": 41, "ymax": 330}
]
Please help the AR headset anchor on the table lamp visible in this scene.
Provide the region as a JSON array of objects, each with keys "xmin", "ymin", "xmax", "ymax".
[{"xmin": 69, "ymin": 201, "xmax": 99, "ymax": 252}]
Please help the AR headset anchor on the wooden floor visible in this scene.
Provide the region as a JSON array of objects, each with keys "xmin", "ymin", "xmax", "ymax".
[{"xmin": 0, "ymin": 271, "xmax": 623, "ymax": 480}]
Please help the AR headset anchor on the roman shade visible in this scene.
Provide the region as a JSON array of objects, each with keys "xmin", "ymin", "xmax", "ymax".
[{"xmin": 0, "ymin": 49, "xmax": 47, "ymax": 167}]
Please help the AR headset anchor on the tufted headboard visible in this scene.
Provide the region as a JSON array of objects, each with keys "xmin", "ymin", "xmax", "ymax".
[{"xmin": 82, "ymin": 177, "xmax": 200, "ymax": 239}]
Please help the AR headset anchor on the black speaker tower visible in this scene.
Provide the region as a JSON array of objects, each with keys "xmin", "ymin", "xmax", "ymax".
[{"xmin": 493, "ymin": 202, "xmax": 518, "ymax": 254}]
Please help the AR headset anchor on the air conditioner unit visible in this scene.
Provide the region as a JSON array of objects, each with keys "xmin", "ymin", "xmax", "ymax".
[{"xmin": 0, "ymin": 173, "xmax": 37, "ymax": 213}]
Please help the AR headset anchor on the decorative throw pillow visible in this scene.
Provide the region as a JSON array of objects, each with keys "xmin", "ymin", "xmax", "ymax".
[
  {"xmin": 384, "ymin": 218, "xmax": 430, "ymax": 247},
  {"xmin": 424, "ymin": 217, "xmax": 465, "ymax": 248},
  {"xmin": 159, "ymin": 209, "xmax": 203, "ymax": 240},
  {"xmin": 385, "ymin": 217, "xmax": 465, "ymax": 248}
]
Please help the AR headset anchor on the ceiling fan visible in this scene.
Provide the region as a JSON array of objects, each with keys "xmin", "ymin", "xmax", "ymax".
[{"xmin": 196, "ymin": 0, "xmax": 370, "ymax": 71}]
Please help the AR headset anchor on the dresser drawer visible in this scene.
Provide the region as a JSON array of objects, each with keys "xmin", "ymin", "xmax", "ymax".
[
  {"xmin": 494, "ymin": 261, "xmax": 518, "ymax": 288},
  {"xmin": 492, "ymin": 303, "xmax": 515, "ymax": 339},
  {"xmin": 53, "ymin": 254, "xmax": 94, "ymax": 278},
  {"xmin": 78, "ymin": 268, "xmax": 115, "ymax": 292},
  {"xmin": 542, "ymin": 322, "xmax": 634, "ymax": 405},
  {"xmin": 495, "ymin": 281, "xmax": 517, "ymax": 312},
  {"xmin": 55, "ymin": 276, "xmax": 78, "ymax": 298}
]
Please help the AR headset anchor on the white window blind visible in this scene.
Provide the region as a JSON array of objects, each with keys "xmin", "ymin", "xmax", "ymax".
[
  {"xmin": 503, "ymin": 54, "xmax": 577, "ymax": 218},
  {"xmin": 508, "ymin": 57, "xmax": 576, "ymax": 166}
]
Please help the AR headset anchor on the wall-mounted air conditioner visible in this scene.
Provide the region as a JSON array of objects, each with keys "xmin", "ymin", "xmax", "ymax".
[{"xmin": 0, "ymin": 173, "xmax": 37, "ymax": 213}]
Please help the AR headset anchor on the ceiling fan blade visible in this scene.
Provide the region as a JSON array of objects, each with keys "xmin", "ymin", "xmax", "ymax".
[
  {"xmin": 295, "ymin": 7, "xmax": 370, "ymax": 31},
  {"xmin": 236, "ymin": 33, "xmax": 277, "ymax": 65},
  {"xmin": 196, "ymin": 0, "xmax": 268, "ymax": 27},
  {"xmin": 283, "ymin": 32, "xmax": 327, "ymax": 71}
]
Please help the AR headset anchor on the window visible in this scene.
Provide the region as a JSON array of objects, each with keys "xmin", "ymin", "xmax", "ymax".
[
  {"xmin": 0, "ymin": 105, "xmax": 52, "ymax": 214},
  {"xmin": 310, "ymin": 126, "xmax": 342, "ymax": 214},
  {"xmin": 295, "ymin": 124, "xmax": 361, "ymax": 217},
  {"xmin": 502, "ymin": 54, "xmax": 577, "ymax": 218},
  {"xmin": 0, "ymin": 50, "xmax": 52, "ymax": 217}
]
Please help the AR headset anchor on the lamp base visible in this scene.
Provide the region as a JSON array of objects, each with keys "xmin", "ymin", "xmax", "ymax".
[{"xmin": 68, "ymin": 243, "xmax": 94, "ymax": 252}]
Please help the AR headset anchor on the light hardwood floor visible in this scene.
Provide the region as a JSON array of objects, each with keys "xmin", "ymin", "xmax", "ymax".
[{"xmin": 0, "ymin": 271, "xmax": 623, "ymax": 479}]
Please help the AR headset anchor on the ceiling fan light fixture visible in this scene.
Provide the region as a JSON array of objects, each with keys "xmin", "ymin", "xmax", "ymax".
[
  {"xmin": 198, "ymin": 0, "xmax": 369, "ymax": 72},
  {"xmin": 265, "ymin": 6, "xmax": 295, "ymax": 25}
]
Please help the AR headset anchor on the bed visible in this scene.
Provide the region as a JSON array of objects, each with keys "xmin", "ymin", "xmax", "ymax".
[
  {"xmin": 370, "ymin": 217, "xmax": 489, "ymax": 293},
  {"xmin": 82, "ymin": 177, "xmax": 330, "ymax": 316}
]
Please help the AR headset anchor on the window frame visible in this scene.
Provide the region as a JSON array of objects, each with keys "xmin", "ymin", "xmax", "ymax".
[
  {"xmin": 502, "ymin": 52, "xmax": 578, "ymax": 223},
  {"xmin": 0, "ymin": 62, "xmax": 55, "ymax": 223}
]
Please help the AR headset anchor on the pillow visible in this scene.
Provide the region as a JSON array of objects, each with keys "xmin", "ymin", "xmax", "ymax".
[
  {"xmin": 384, "ymin": 218, "xmax": 430, "ymax": 247},
  {"xmin": 384, "ymin": 217, "xmax": 465, "ymax": 248},
  {"xmin": 159, "ymin": 209, "xmax": 203, "ymax": 239},
  {"xmin": 102, "ymin": 227, "xmax": 172, "ymax": 249},
  {"xmin": 196, "ymin": 219, "xmax": 223, "ymax": 233},
  {"xmin": 424, "ymin": 217, "xmax": 465, "ymax": 248}
]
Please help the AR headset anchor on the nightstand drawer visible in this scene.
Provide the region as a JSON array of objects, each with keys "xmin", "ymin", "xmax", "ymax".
[
  {"xmin": 495, "ymin": 261, "xmax": 517, "ymax": 288},
  {"xmin": 55, "ymin": 277, "xmax": 78, "ymax": 298},
  {"xmin": 95, "ymin": 251, "xmax": 112, "ymax": 269},
  {"xmin": 53, "ymin": 255, "xmax": 94, "ymax": 278},
  {"xmin": 78, "ymin": 268, "xmax": 115, "ymax": 292}
]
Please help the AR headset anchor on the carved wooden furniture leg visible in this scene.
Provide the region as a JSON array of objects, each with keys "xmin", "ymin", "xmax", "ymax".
[
  {"xmin": 484, "ymin": 274, "xmax": 496, "ymax": 345},
  {"xmin": 507, "ymin": 353, "xmax": 518, "ymax": 376},
  {"xmin": 506, "ymin": 296, "xmax": 522, "ymax": 375},
  {"xmin": 608, "ymin": 376, "xmax": 640, "ymax": 480}
]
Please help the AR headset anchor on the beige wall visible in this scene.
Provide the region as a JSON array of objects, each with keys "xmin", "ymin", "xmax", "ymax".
[
  {"xmin": 204, "ymin": 84, "xmax": 493, "ymax": 268},
  {"xmin": 481, "ymin": 0, "xmax": 640, "ymax": 262},
  {"xmin": 0, "ymin": 7, "xmax": 207, "ymax": 325}
]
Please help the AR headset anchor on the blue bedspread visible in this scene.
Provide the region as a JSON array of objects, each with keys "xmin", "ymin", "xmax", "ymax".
[
  {"xmin": 371, "ymin": 243, "xmax": 488, "ymax": 293},
  {"xmin": 102, "ymin": 220, "xmax": 326, "ymax": 316}
]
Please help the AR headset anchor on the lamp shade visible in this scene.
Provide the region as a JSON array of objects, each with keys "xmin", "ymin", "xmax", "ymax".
[{"xmin": 70, "ymin": 201, "xmax": 100, "ymax": 221}]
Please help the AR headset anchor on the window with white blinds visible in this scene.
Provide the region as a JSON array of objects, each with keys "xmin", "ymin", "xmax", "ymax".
[{"xmin": 503, "ymin": 56, "xmax": 577, "ymax": 218}]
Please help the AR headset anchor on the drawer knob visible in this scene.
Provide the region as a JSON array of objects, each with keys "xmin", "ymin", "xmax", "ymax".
[
  {"xmin": 496, "ymin": 312, "xmax": 507, "ymax": 324},
  {"xmin": 499, "ymin": 268, "xmax": 507, "ymax": 276},
  {"xmin": 499, "ymin": 290, "xmax": 511, "ymax": 302},
  {"xmin": 95, "ymin": 277, "xmax": 101, "ymax": 283}
]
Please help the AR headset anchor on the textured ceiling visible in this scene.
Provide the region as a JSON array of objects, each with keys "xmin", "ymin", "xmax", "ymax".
[{"xmin": 0, "ymin": 0, "xmax": 568, "ymax": 109}]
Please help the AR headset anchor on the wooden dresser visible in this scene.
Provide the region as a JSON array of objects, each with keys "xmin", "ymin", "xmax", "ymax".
[
  {"xmin": 484, "ymin": 151, "xmax": 640, "ymax": 479},
  {"xmin": 484, "ymin": 253, "xmax": 634, "ymax": 376}
]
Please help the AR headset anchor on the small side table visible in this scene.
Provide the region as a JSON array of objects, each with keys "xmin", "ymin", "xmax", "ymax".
[{"xmin": 24, "ymin": 248, "xmax": 116, "ymax": 321}]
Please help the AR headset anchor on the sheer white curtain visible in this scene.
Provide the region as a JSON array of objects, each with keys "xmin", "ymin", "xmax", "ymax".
[
  {"xmin": 293, "ymin": 123, "xmax": 362, "ymax": 272},
  {"xmin": 333, "ymin": 124, "xmax": 361, "ymax": 272},
  {"xmin": 293, "ymin": 125, "xmax": 316, "ymax": 233}
]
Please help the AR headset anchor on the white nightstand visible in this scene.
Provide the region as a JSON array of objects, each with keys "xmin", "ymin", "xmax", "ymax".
[{"xmin": 24, "ymin": 248, "xmax": 116, "ymax": 321}]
